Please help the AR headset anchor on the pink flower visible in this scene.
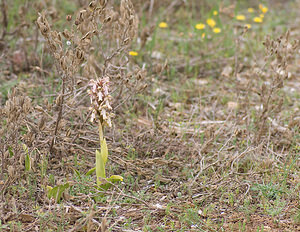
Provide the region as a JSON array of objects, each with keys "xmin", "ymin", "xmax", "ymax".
[{"xmin": 88, "ymin": 77, "xmax": 114, "ymax": 127}]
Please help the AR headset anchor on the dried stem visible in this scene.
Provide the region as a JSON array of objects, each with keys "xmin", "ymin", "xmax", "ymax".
[
  {"xmin": 98, "ymin": 120, "xmax": 104, "ymax": 142},
  {"xmin": 1, "ymin": 0, "xmax": 8, "ymax": 40},
  {"xmin": 49, "ymin": 78, "xmax": 65, "ymax": 155}
]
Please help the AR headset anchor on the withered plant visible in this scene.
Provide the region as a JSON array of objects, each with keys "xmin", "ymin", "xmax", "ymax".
[
  {"xmin": 0, "ymin": 89, "xmax": 32, "ymax": 182},
  {"xmin": 250, "ymin": 31, "xmax": 299, "ymax": 143},
  {"xmin": 36, "ymin": 0, "xmax": 145, "ymax": 156}
]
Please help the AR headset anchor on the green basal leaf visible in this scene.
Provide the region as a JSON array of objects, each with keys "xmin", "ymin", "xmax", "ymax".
[
  {"xmin": 85, "ymin": 167, "xmax": 96, "ymax": 176},
  {"xmin": 96, "ymin": 149, "xmax": 106, "ymax": 186},
  {"xmin": 56, "ymin": 183, "xmax": 70, "ymax": 203},
  {"xmin": 47, "ymin": 183, "xmax": 70, "ymax": 203},
  {"xmin": 25, "ymin": 153, "xmax": 31, "ymax": 172},
  {"xmin": 100, "ymin": 138, "xmax": 108, "ymax": 165},
  {"xmin": 107, "ymin": 175, "xmax": 124, "ymax": 183},
  {"xmin": 49, "ymin": 186, "xmax": 59, "ymax": 200},
  {"xmin": 46, "ymin": 186, "xmax": 53, "ymax": 199},
  {"xmin": 99, "ymin": 175, "xmax": 124, "ymax": 191}
]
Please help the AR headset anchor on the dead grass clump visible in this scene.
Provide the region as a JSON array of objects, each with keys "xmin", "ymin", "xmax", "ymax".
[
  {"xmin": 237, "ymin": 31, "xmax": 299, "ymax": 147},
  {"xmin": 0, "ymin": 88, "xmax": 32, "ymax": 179},
  {"xmin": 252, "ymin": 31, "xmax": 299, "ymax": 144}
]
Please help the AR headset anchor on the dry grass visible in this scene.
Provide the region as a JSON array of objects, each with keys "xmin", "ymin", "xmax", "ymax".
[{"xmin": 0, "ymin": 0, "xmax": 299, "ymax": 231}]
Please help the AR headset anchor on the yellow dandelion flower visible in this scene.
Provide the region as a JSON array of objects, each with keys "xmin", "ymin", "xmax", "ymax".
[
  {"xmin": 158, "ymin": 22, "xmax": 168, "ymax": 28},
  {"xmin": 201, "ymin": 33, "xmax": 205, "ymax": 38},
  {"xmin": 213, "ymin": 10, "xmax": 218, "ymax": 15},
  {"xmin": 206, "ymin": 18, "xmax": 216, "ymax": 28},
  {"xmin": 213, "ymin": 27, "xmax": 221, "ymax": 33},
  {"xmin": 195, "ymin": 23, "xmax": 206, "ymax": 30},
  {"xmin": 245, "ymin": 24, "xmax": 252, "ymax": 29},
  {"xmin": 253, "ymin": 17, "xmax": 263, "ymax": 23},
  {"xmin": 261, "ymin": 7, "xmax": 268, "ymax": 14},
  {"xmin": 260, "ymin": 14, "xmax": 264, "ymax": 18},
  {"xmin": 129, "ymin": 51, "xmax": 138, "ymax": 56},
  {"xmin": 259, "ymin": 4, "xmax": 268, "ymax": 13},
  {"xmin": 236, "ymin": 15, "xmax": 246, "ymax": 21},
  {"xmin": 248, "ymin": 8, "xmax": 254, "ymax": 13}
]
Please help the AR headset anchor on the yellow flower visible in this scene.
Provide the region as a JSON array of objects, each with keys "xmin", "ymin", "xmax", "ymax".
[
  {"xmin": 245, "ymin": 24, "xmax": 251, "ymax": 29},
  {"xmin": 206, "ymin": 18, "xmax": 216, "ymax": 28},
  {"xmin": 259, "ymin": 4, "xmax": 268, "ymax": 13},
  {"xmin": 260, "ymin": 14, "xmax": 264, "ymax": 18},
  {"xmin": 195, "ymin": 23, "xmax": 205, "ymax": 30},
  {"xmin": 261, "ymin": 7, "xmax": 268, "ymax": 14},
  {"xmin": 213, "ymin": 27, "xmax": 221, "ymax": 33},
  {"xmin": 248, "ymin": 8, "xmax": 254, "ymax": 13},
  {"xmin": 158, "ymin": 22, "xmax": 168, "ymax": 28},
  {"xmin": 253, "ymin": 17, "xmax": 263, "ymax": 23},
  {"xmin": 236, "ymin": 15, "xmax": 246, "ymax": 21},
  {"xmin": 201, "ymin": 33, "xmax": 205, "ymax": 38},
  {"xmin": 213, "ymin": 10, "xmax": 218, "ymax": 15},
  {"xmin": 129, "ymin": 51, "xmax": 138, "ymax": 56}
]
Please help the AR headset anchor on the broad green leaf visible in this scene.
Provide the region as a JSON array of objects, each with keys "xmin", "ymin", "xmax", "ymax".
[
  {"xmin": 96, "ymin": 149, "xmax": 106, "ymax": 186},
  {"xmin": 56, "ymin": 183, "xmax": 69, "ymax": 203},
  {"xmin": 49, "ymin": 186, "xmax": 59, "ymax": 200},
  {"xmin": 100, "ymin": 138, "xmax": 108, "ymax": 165},
  {"xmin": 107, "ymin": 175, "xmax": 124, "ymax": 182},
  {"xmin": 85, "ymin": 167, "xmax": 96, "ymax": 176},
  {"xmin": 99, "ymin": 175, "xmax": 124, "ymax": 191},
  {"xmin": 46, "ymin": 186, "xmax": 53, "ymax": 199},
  {"xmin": 47, "ymin": 183, "xmax": 70, "ymax": 203}
]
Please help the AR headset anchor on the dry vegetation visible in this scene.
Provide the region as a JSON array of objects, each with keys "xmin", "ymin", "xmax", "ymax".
[{"xmin": 0, "ymin": 0, "xmax": 299, "ymax": 231}]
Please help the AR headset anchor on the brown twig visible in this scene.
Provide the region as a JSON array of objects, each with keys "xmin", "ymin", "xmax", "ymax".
[
  {"xmin": 0, "ymin": 0, "xmax": 8, "ymax": 40},
  {"xmin": 49, "ymin": 78, "xmax": 65, "ymax": 156}
]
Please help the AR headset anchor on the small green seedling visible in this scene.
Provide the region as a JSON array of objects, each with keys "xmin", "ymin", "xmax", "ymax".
[
  {"xmin": 23, "ymin": 144, "xmax": 31, "ymax": 172},
  {"xmin": 46, "ymin": 182, "xmax": 70, "ymax": 203}
]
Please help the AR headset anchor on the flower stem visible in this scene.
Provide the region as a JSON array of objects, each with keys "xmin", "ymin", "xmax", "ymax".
[{"xmin": 98, "ymin": 120, "xmax": 104, "ymax": 142}]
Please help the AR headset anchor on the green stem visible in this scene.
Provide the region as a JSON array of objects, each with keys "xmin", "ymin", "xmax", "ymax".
[{"xmin": 98, "ymin": 120, "xmax": 104, "ymax": 142}]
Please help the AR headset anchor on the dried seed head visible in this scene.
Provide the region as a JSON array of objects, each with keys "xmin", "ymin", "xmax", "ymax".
[
  {"xmin": 62, "ymin": 29, "xmax": 71, "ymax": 39},
  {"xmin": 75, "ymin": 10, "xmax": 86, "ymax": 25},
  {"xmin": 76, "ymin": 48, "xmax": 84, "ymax": 61},
  {"xmin": 37, "ymin": 12, "xmax": 51, "ymax": 37},
  {"xmin": 104, "ymin": 16, "xmax": 112, "ymax": 23},
  {"xmin": 89, "ymin": 1, "xmax": 97, "ymax": 10},
  {"xmin": 99, "ymin": 0, "xmax": 107, "ymax": 8}
]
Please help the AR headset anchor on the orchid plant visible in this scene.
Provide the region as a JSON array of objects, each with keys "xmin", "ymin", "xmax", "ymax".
[{"xmin": 87, "ymin": 77, "xmax": 123, "ymax": 190}]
